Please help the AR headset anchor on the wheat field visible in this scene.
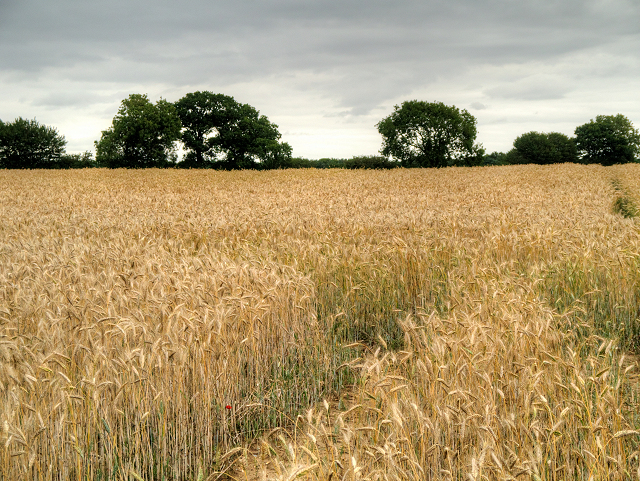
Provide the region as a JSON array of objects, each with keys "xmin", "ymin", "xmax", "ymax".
[{"xmin": 1, "ymin": 164, "xmax": 639, "ymax": 480}]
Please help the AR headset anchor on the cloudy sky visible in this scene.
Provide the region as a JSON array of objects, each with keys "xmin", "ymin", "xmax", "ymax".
[{"xmin": 1, "ymin": 0, "xmax": 638, "ymax": 159}]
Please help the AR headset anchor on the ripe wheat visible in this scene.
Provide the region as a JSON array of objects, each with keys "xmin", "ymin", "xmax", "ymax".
[{"xmin": 0, "ymin": 164, "xmax": 639, "ymax": 480}]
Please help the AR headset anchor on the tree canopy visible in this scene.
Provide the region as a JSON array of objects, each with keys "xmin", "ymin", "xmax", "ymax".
[
  {"xmin": 8, "ymin": 93, "xmax": 638, "ymax": 170},
  {"xmin": 574, "ymin": 114, "xmax": 639, "ymax": 165},
  {"xmin": 95, "ymin": 94, "xmax": 182, "ymax": 168},
  {"xmin": 174, "ymin": 92, "xmax": 234, "ymax": 167},
  {"xmin": 509, "ymin": 131, "xmax": 578, "ymax": 165},
  {"xmin": 0, "ymin": 117, "xmax": 67, "ymax": 169},
  {"xmin": 376, "ymin": 101, "xmax": 482, "ymax": 168},
  {"xmin": 175, "ymin": 91, "xmax": 292, "ymax": 169}
]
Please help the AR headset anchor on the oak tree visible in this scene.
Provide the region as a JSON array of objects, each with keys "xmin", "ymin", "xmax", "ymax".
[
  {"xmin": 175, "ymin": 91, "xmax": 292, "ymax": 169},
  {"xmin": 95, "ymin": 94, "xmax": 181, "ymax": 168},
  {"xmin": 574, "ymin": 114, "xmax": 639, "ymax": 165},
  {"xmin": 376, "ymin": 101, "xmax": 482, "ymax": 168},
  {"xmin": 511, "ymin": 131, "xmax": 578, "ymax": 165},
  {"xmin": 0, "ymin": 117, "xmax": 67, "ymax": 169}
]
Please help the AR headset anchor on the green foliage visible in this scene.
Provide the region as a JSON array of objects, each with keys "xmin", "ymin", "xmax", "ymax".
[
  {"xmin": 482, "ymin": 151, "xmax": 511, "ymax": 166},
  {"xmin": 95, "ymin": 94, "xmax": 182, "ymax": 168},
  {"xmin": 175, "ymin": 91, "xmax": 292, "ymax": 170},
  {"xmin": 254, "ymin": 141, "xmax": 293, "ymax": 170},
  {"xmin": 285, "ymin": 156, "xmax": 399, "ymax": 169},
  {"xmin": 0, "ymin": 117, "xmax": 67, "ymax": 169},
  {"xmin": 574, "ymin": 114, "xmax": 640, "ymax": 165},
  {"xmin": 315, "ymin": 248, "xmax": 453, "ymax": 351},
  {"xmin": 343, "ymin": 155, "xmax": 399, "ymax": 169},
  {"xmin": 613, "ymin": 195, "xmax": 638, "ymax": 218},
  {"xmin": 217, "ymin": 102, "xmax": 291, "ymax": 169},
  {"xmin": 502, "ymin": 148, "xmax": 524, "ymax": 165},
  {"xmin": 512, "ymin": 131, "xmax": 578, "ymax": 165},
  {"xmin": 454, "ymin": 144, "xmax": 485, "ymax": 167},
  {"xmin": 312, "ymin": 158, "xmax": 350, "ymax": 169},
  {"xmin": 376, "ymin": 100, "xmax": 481, "ymax": 168},
  {"xmin": 541, "ymin": 259, "xmax": 640, "ymax": 353},
  {"xmin": 287, "ymin": 157, "xmax": 316, "ymax": 168},
  {"xmin": 57, "ymin": 151, "xmax": 97, "ymax": 169},
  {"xmin": 174, "ymin": 91, "xmax": 237, "ymax": 167}
]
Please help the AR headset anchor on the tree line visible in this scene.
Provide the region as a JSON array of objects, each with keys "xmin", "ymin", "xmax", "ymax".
[
  {"xmin": 1, "ymin": 95, "xmax": 638, "ymax": 169},
  {"xmin": 94, "ymin": 92, "xmax": 293, "ymax": 169},
  {"xmin": 484, "ymin": 114, "xmax": 640, "ymax": 167}
]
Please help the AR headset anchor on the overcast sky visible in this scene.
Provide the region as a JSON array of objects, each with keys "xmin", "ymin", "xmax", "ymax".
[{"xmin": 1, "ymin": 0, "xmax": 638, "ymax": 159}]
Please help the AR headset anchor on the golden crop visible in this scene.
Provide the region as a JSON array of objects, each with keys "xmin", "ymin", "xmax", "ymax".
[{"xmin": 0, "ymin": 164, "xmax": 639, "ymax": 480}]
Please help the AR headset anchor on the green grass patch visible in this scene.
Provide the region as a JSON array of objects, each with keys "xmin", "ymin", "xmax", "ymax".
[
  {"xmin": 611, "ymin": 178, "xmax": 638, "ymax": 218},
  {"xmin": 541, "ymin": 259, "xmax": 640, "ymax": 352},
  {"xmin": 314, "ymin": 247, "xmax": 453, "ymax": 351},
  {"xmin": 613, "ymin": 195, "xmax": 638, "ymax": 218}
]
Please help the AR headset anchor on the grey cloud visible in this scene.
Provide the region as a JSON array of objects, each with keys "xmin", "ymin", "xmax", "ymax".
[
  {"xmin": 3, "ymin": 1, "xmax": 638, "ymax": 73},
  {"xmin": 1, "ymin": 0, "xmax": 638, "ymax": 156},
  {"xmin": 485, "ymin": 80, "xmax": 571, "ymax": 101},
  {"xmin": 32, "ymin": 91, "xmax": 111, "ymax": 109}
]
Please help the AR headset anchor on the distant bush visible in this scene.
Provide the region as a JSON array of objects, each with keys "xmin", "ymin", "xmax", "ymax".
[
  {"xmin": 58, "ymin": 151, "xmax": 97, "ymax": 169},
  {"xmin": 343, "ymin": 155, "xmax": 399, "ymax": 169},
  {"xmin": 482, "ymin": 151, "xmax": 511, "ymax": 166},
  {"xmin": 512, "ymin": 131, "xmax": 578, "ymax": 165},
  {"xmin": 313, "ymin": 158, "xmax": 348, "ymax": 168},
  {"xmin": 288, "ymin": 157, "xmax": 318, "ymax": 168},
  {"xmin": 286, "ymin": 156, "xmax": 399, "ymax": 169},
  {"xmin": 501, "ymin": 149, "xmax": 524, "ymax": 165}
]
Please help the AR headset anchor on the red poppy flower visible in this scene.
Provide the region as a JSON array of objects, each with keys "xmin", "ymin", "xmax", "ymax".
[{"xmin": 225, "ymin": 405, "xmax": 232, "ymax": 410}]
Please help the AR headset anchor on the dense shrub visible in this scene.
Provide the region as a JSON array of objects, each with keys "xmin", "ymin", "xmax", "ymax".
[
  {"xmin": 482, "ymin": 151, "xmax": 511, "ymax": 166},
  {"xmin": 0, "ymin": 117, "xmax": 67, "ymax": 169},
  {"xmin": 511, "ymin": 131, "xmax": 578, "ymax": 165},
  {"xmin": 57, "ymin": 151, "xmax": 97, "ymax": 169},
  {"xmin": 343, "ymin": 155, "xmax": 399, "ymax": 169},
  {"xmin": 575, "ymin": 114, "xmax": 640, "ymax": 165}
]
